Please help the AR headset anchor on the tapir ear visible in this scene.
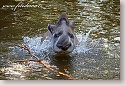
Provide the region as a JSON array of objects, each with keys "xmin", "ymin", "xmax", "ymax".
[
  {"xmin": 48, "ymin": 24, "xmax": 56, "ymax": 34},
  {"xmin": 69, "ymin": 21, "xmax": 74, "ymax": 30}
]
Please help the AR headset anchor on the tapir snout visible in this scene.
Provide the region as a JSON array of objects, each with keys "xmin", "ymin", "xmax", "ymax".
[{"xmin": 56, "ymin": 35, "xmax": 72, "ymax": 51}]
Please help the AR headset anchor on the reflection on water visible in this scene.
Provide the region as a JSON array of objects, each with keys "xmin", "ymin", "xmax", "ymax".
[{"xmin": 0, "ymin": 0, "xmax": 120, "ymax": 80}]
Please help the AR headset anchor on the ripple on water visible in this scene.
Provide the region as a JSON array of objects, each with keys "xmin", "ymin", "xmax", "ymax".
[{"xmin": 1, "ymin": 26, "xmax": 120, "ymax": 80}]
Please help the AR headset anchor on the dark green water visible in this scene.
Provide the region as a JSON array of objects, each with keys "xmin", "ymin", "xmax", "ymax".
[{"xmin": 0, "ymin": 0, "xmax": 120, "ymax": 80}]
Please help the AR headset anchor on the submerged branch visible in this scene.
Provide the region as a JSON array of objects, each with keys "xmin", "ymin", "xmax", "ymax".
[{"xmin": 17, "ymin": 44, "xmax": 76, "ymax": 80}]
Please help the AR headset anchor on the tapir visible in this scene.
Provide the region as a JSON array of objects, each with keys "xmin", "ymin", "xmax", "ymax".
[{"xmin": 41, "ymin": 13, "xmax": 78, "ymax": 53}]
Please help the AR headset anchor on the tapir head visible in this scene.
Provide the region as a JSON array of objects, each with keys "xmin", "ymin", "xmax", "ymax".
[{"xmin": 48, "ymin": 13, "xmax": 76, "ymax": 53}]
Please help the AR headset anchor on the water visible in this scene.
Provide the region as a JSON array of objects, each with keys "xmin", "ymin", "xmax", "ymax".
[{"xmin": 0, "ymin": 0, "xmax": 120, "ymax": 80}]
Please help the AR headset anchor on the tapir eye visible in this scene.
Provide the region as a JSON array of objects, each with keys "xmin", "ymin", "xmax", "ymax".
[
  {"xmin": 54, "ymin": 34, "xmax": 59, "ymax": 38},
  {"xmin": 68, "ymin": 33, "xmax": 74, "ymax": 38},
  {"xmin": 54, "ymin": 32, "xmax": 62, "ymax": 38}
]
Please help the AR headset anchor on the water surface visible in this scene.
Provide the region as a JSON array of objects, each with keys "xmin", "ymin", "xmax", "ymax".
[{"xmin": 0, "ymin": 0, "xmax": 120, "ymax": 80}]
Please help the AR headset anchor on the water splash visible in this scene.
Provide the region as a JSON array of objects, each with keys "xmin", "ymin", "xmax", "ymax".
[
  {"xmin": 22, "ymin": 26, "xmax": 100, "ymax": 56},
  {"xmin": 72, "ymin": 26, "xmax": 100, "ymax": 54},
  {"xmin": 2, "ymin": 26, "xmax": 102, "ymax": 80},
  {"xmin": 23, "ymin": 36, "xmax": 53, "ymax": 55}
]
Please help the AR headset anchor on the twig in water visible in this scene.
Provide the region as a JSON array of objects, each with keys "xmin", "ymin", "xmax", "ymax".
[{"xmin": 17, "ymin": 44, "xmax": 76, "ymax": 80}]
